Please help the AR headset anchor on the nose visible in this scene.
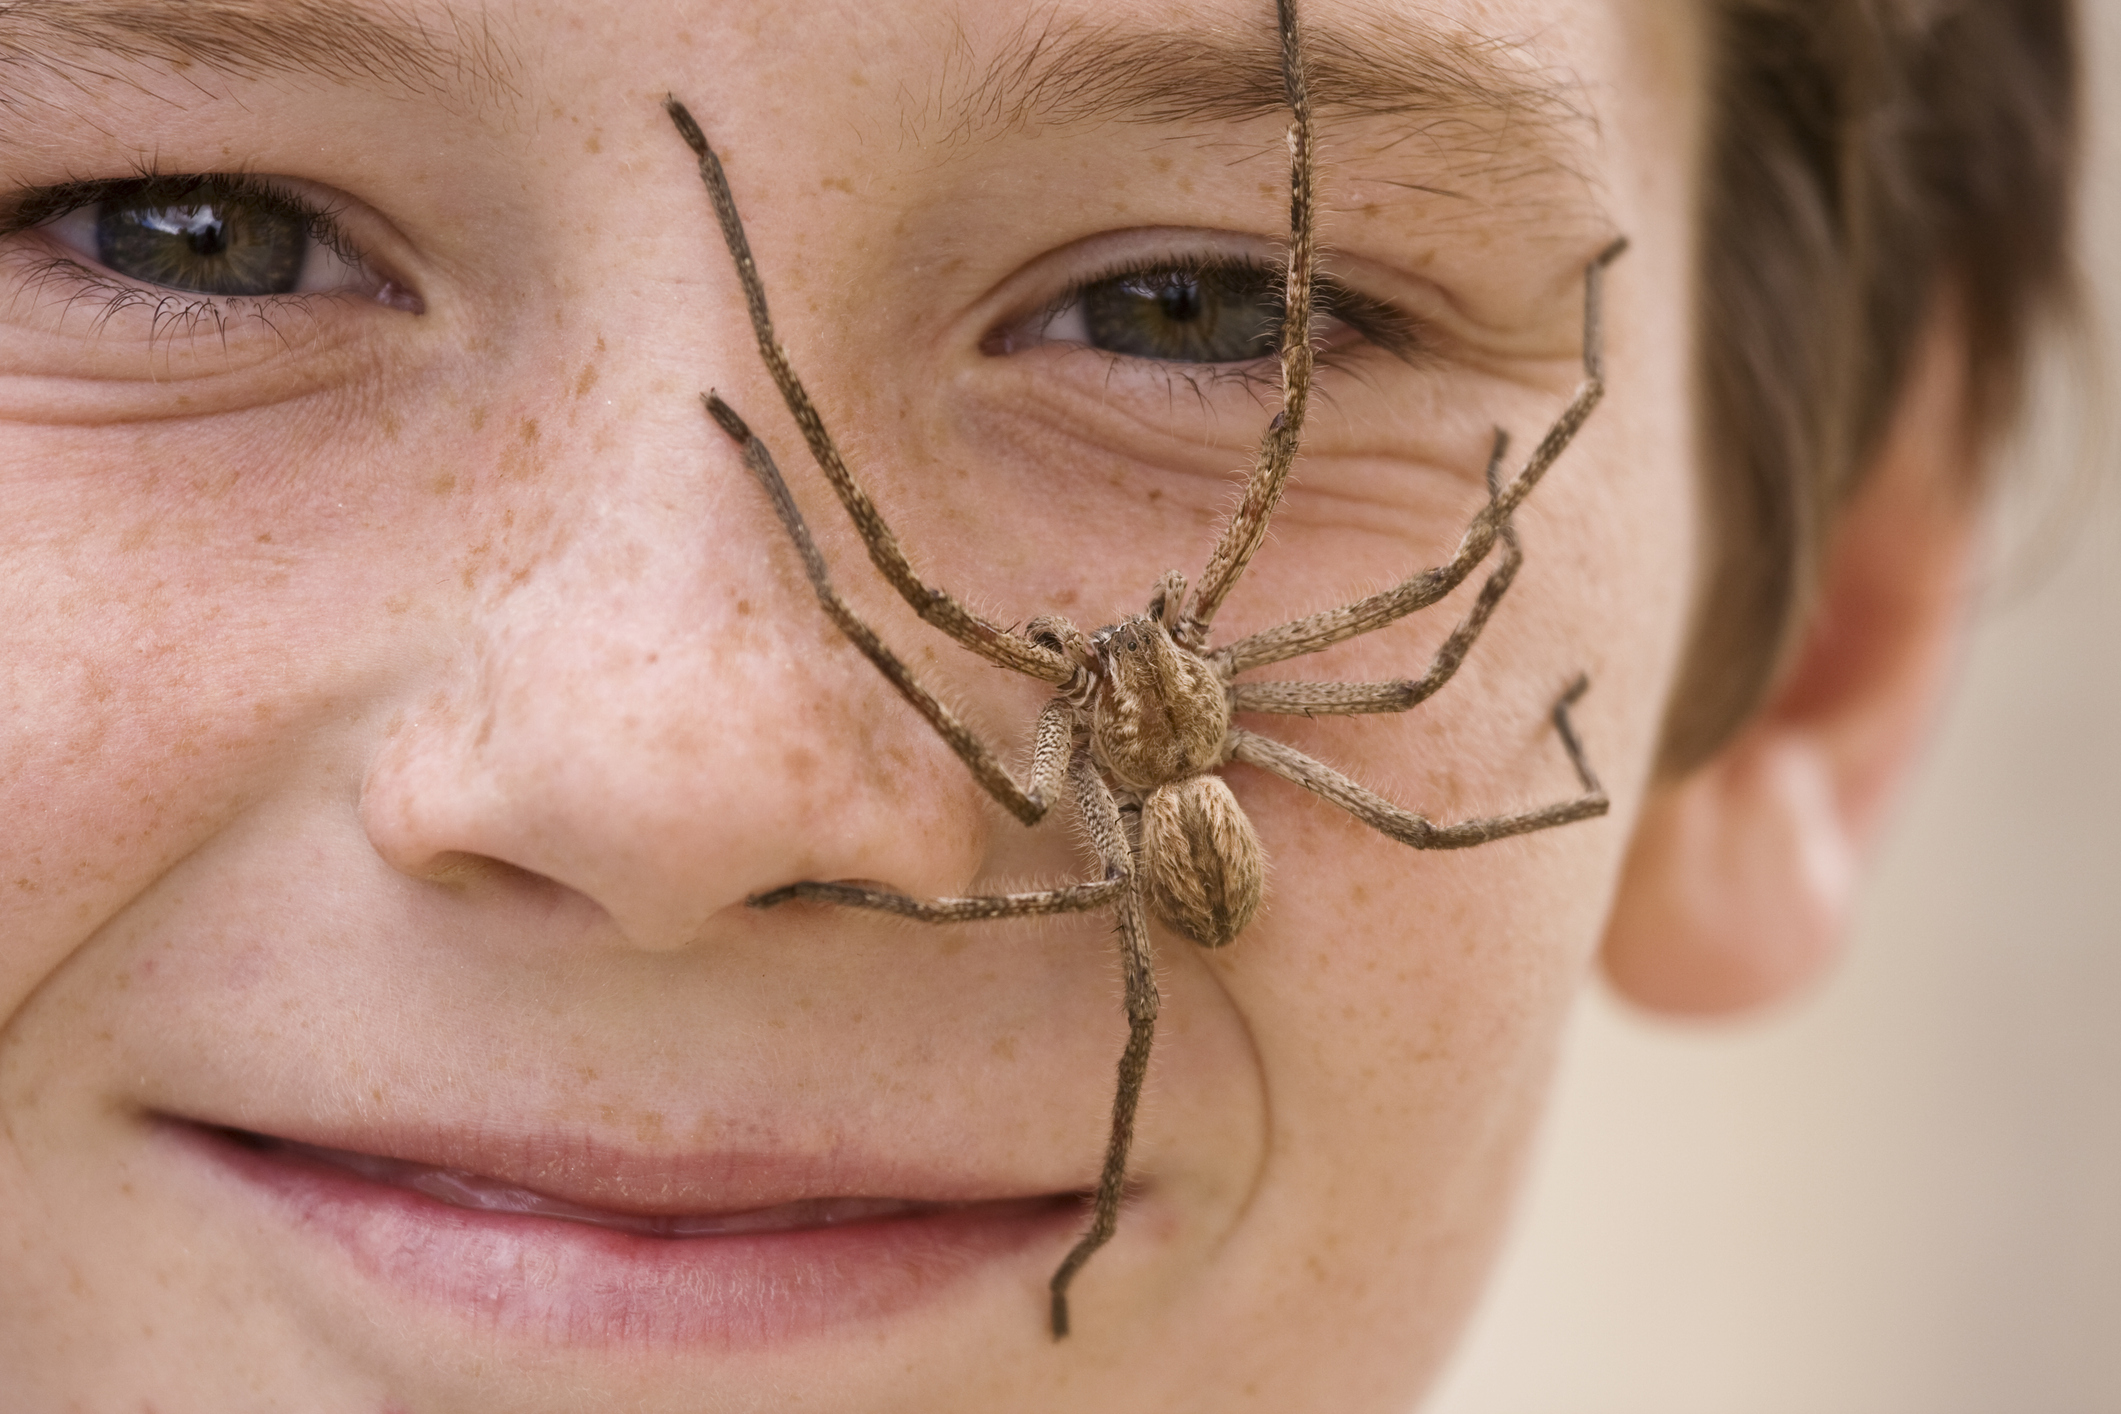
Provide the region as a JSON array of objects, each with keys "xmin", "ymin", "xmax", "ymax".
[{"xmin": 357, "ymin": 373, "xmax": 1022, "ymax": 952}]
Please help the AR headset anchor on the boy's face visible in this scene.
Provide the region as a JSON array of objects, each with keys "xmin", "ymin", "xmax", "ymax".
[{"xmin": 0, "ymin": 0, "xmax": 1700, "ymax": 1407}]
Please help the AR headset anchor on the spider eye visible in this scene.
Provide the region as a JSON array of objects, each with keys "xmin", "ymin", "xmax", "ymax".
[{"xmin": 1073, "ymin": 265, "xmax": 1283, "ymax": 364}]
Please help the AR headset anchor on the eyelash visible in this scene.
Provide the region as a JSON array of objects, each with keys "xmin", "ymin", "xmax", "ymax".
[
  {"xmin": 0, "ymin": 176, "xmax": 1427, "ymax": 381},
  {"xmin": 1004, "ymin": 253, "xmax": 1433, "ymax": 373},
  {"xmin": 0, "ymin": 168, "xmax": 406, "ymax": 324}
]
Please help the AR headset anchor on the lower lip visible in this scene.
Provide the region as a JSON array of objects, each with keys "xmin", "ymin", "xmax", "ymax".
[{"xmin": 167, "ymin": 1122, "xmax": 1079, "ymax": 1347}]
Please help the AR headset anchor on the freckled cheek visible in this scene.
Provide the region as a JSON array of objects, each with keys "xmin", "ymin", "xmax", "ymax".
[
  {"xmin": 0, "ymin": 410, "xmax": 567, "ymax": 981},
  {"xmin": 1213, "ymin": 768, "xmax": 1593, "ymax": 1085},
  {"xmin": 1202, "ymin": 808, "xmax": 1585, "ymax": 1285}
]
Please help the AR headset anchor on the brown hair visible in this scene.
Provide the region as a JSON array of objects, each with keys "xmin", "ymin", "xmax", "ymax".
[{"xmin": 1662, "ymin": 0, "xmax": 2080, "ymax": 772}]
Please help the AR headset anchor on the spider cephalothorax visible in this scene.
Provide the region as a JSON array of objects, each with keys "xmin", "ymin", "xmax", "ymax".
[
  {"xmin": 1037, "ymin": 589, "xmax": 1264, "ymax": 952},
  {"xmin": 668, "ymin": 0, "xmax": 1619, "ymax": 1340}
]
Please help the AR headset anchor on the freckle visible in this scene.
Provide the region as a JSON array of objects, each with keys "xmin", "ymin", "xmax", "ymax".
[
  {"xmin": 429, "ymin": 472, "xmax": 456, "ymax": 495},
  {"xmin": 256, "ymin": 530, "xmax": 274, "ymax": 543},
  {"xmin": 584, "ymin": 132, "xmax": 602, "ymax": 154},
  {"xmin": 1146, "ymin": 488, "xmax": 1163, "ymax": 504},
  {"xmin": 595, "ymin": 334, "xmax": 607, "ymax": 353},
  {"xmin": 735, "ymin": 598, "xmax": 753, "ymax": 616},
  {"xmin": 573, "ymin": 364, "xmax": 599, "ymax": 398},
  {"xmin": 469, "ymin": 406, "xmax": 487, "ymax": 431},
  {"xmin": 379, "ymin": 409, "xmax": 402, "ymax": 441},
  {"xmin": 520, "ymin": 418, "xmax": 539, "ymax": 443},
  {"xmin": 990, "ymin": 1035, "xmax": 1016, "ymax": 1061},
  {"xmin": 821, "ymin": 175, "xmax": 854, "ymax": 193},
  {"xmin": 780, "ymin": 743, "xmax": 820, "ymax": 782}
]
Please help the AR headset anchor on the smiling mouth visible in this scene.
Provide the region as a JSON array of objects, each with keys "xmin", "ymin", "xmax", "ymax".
[
  {"xmin": 215, "ymin": 1126, "xmax": 987, "ymax": 1238},
  {"xmin": 203, "ymin": 1123, "xmax": 1078, "ymax": 1239},
  {"xmin": 169, "ymin": 1120, "xmax": 1086, "ymax": 1345}
]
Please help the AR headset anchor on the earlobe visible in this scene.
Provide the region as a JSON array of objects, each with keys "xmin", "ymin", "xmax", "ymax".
[
  {"xmin": 1600, "ymin": 299, "xmax": 1983, "ymax": 1016},
  {"xmin": 1600, "ymin": 735, "xmax": 1858, "ymax": 1014}
]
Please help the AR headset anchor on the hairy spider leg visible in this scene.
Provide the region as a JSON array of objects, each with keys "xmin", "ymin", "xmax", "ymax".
[
  {"xmin": 667, "ymin": 97, "xmax": 1072, "ymax": 688},
  {"xmin": 1226, "ymin": 430, "xmax": 1528, "ymax": 716},
  {"xmin": 749, "ymin": 875, "xmax": 1124, "ymax": 920},
  {"xmin": 747, "ymin": 747, "xmax": 1158, "ymax": 1339},
  {"xmin": 1225, "ymin": 675, "xmax": 1607, "ymax": 851},
  {"xmin": 1178, "ymin": 0, "xmax": 1317, "ymax": 646},
  {"xmin": 1045, "ymin": 752, "xmax": 1158, "ymax": 1339},
  {"xmin": 706, "ymin": 394, "xmax": 1074, "ymax": 825},
  {"xmin": 1211, "ymin": 238, "xmax": 1626, "ymax": 678}
]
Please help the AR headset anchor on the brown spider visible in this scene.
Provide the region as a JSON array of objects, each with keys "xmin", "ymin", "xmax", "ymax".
[{"xmin": 665, "ymin": 0, "xmax": 1620, "ymax": 1341}]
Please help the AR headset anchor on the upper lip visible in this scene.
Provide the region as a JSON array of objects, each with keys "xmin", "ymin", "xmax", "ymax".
[{"xmin": 166, "ymin": 1113, "xmax": 1079, "ymax": 1218}]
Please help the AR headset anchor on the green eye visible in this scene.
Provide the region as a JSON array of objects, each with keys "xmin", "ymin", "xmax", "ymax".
[
  {"xmin": 6, "ymin": 174, "xmax": 398, "ymax": 305},
  {"xmin": 1077, "ymin": 266, "xmax": 1283, "ymax": 364},
  {"xmin": 96, "ymin": 189, "xmax": 308, "ymax": 297}
]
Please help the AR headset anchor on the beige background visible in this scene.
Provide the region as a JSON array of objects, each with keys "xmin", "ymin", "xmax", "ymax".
[{"xmin": 1427, "ymin": 8, "xmax": 2121, "ymax": 1412}]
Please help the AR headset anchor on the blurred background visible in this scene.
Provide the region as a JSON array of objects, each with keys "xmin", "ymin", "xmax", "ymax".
[{"xmin": 1427, "ymin": 6, "xmax": 2121, "ymax": 1411}]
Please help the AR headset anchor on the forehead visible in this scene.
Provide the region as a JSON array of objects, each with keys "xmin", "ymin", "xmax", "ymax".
[
  {"xmin": 0, "ymin": 0, "xmax": 1656, "ymax": 142},
  {"xmin": 3, "ymin": 0, "xmax": 1681, "ymax": 297}
]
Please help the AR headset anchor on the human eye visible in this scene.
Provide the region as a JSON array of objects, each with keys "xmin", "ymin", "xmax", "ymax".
[
  {"xmin": 989, "ymin": 248, "xmax": 1428, "ymax": 371},
  {"xmin": 0, "ymin": 171, "xmax": 418, "ymax": 313}
]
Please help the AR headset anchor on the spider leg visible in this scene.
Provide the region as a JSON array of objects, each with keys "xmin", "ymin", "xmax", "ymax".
[
  {"xmin": 749, "ymin": 876, "xmax": 1123, "ymax": 921},
  {"xmin": 748, "ymin": 750, "xmax": 1127, "ymax": 922},
  {"xmin": 1210, "ymin": 239, "xmax": 1627, "ymax": 677},
  {"xmin": 1229, "ymin": 431, "xmax": 1525, "ymax": 717},
  {"xmin": 1048, "ymin": 752, "xmax": 1157, "ymax": 1339},
  {"xmin": 1178, "ymin": 0, "xmax": 1316, "ymax": 646},
  {"xmin": 1225, "ymin": 677, "xmax": 1608, "ymax": 849},
  {"xmin": 667, "ymin": 98, "xmax": 1070, "ymax": 687},
  {"xmin": 711, "ymin": 395, "xmax": 1074, "ymax": 825}
]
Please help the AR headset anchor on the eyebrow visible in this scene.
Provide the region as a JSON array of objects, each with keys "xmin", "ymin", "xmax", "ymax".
[
  {"xmin": 0, "ymin": 0, "xmax": 519, "ymax": 109},
  {"xmin": 940, "ymin": 9, "xmax": 1585, "ymax": 158}
]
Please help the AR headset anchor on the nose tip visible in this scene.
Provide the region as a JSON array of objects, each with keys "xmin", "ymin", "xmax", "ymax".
[{"xmin": 350, "ymin": 429, "xmax": 1011, "ymax": 954}]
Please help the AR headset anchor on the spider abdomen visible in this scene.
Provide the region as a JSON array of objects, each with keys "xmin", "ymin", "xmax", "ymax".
[{"xmin": 1142, "ymin": 774, "xmax": 1263, "ymax": 949}]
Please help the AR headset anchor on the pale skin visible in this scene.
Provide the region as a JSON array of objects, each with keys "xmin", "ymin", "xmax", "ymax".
[{"xmin": 0, "ymin": 0, "xmax": 1978, "ymax": 1410}]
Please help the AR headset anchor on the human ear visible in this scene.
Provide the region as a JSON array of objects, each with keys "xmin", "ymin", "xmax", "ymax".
[{"xmin": 1599, "ymin": 301, "xmax": 1984, "ymax": 1016}]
